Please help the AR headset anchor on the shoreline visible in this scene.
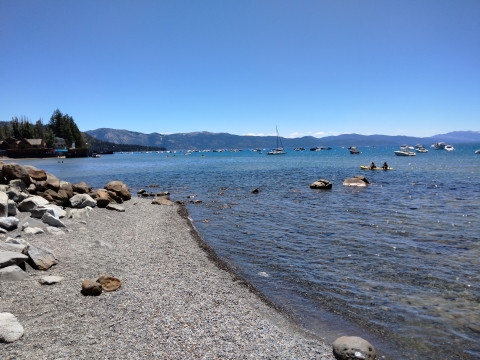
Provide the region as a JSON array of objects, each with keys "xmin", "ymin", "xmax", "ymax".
[{"xmin": 1, "ymin": 197, "xmax": 334, "ymax": 359}]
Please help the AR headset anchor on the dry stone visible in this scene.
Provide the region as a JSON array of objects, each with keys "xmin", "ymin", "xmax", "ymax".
[
  {"xmin": 105, "ymin": 181, "xmax": 131, "ymax": 200},
  {"xmin": 41, "ymin": 213, "xmax": 66, "ymax": 227},
  {"xmin": 81, "ymin": 279, "xmax": 102, "ymax": 296},
  {"xmin": 106, "ymin": 203, "xmax": 125, "ymax": 212},
  {"xmin": 39, "ymin": 276, "xmax": 64, "ymax": 285},
  {"xmin": 18, "ymin": 196, "xmax": 50, "ymax": 212},
  {"xmin": 0, "ymin": 191, "xmax": 8, "ymax": 217},
  {"xmin": 72, "ymin": 181, "xmax": 90, "ymax": 194},
  {"xmin": 9, "ymin": 179, "xmax": 26, "ymax": 191},
  {"xmin": 0, "ymin": 313, "xmax": 24, "ymax": 342},
  {"xmin": 152, "ymin": 197, "xmax": 173, "ymax": 206},
  {"xmin": 28, "ymin": 169, "xmax": 47, "ymax": 181},
  {"xmin": 97, "ymin": 274, "xmax": 121, "ymax": 291},
  {"xmin": 23, "ymin": 245, "xmax": 58, "ymax": 270},
  {"xmin": 0, "ymin": 250, "xmax": 28, "ymax": 268},
  {"xmin": 7, "ymin": 199, "xmax": 17, "ymax": 216},
  {"xmin": 2, "ymin": 163, "xmax": 31, "ymax": 185},
  {"xmin": 70, "ymin": 194, "xmax": 96, "ymax": 208},
  {"xmin": 0, "ymin": 265, "xmax": 29, "ymax": 281},
  {"xmin": 0, "ymin": 217, "xmax": 19, "ymax": 231}
]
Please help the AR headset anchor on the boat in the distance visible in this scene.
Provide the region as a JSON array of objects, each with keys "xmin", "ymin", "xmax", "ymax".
[
  {"xmin": 476, "ymin": 149, "xmax": 480, "ymax": 154},
  {"xmin": 349, "ymin": 146, "xmax": 360, "ymax": 154},
  {"xmin": 394, "ymin": 149, "xmax": 416, "ymax": 156},
  {"xmin": 294, "ymin": 147, "xmax": 305, "ymax": 151},
  {"xmin": 415, "ymin": 144, "xmax": 428, "ymax": 153},
  {"xmin": 360, "ymin": 166, "xmax": 393, "ymax": 170},
  {"xmin": 432, "ymin": 142, "xmax": 447, "ymax": 150},
  {"xmin": 267, "ymin": 126, "xmax": 287, "ymax": 155},
  {"xmin": 444, "ymin": 145, "xmax": 454, "ymax": 151}
]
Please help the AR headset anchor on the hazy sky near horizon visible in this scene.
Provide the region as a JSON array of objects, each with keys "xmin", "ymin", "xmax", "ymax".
[{"xmin": 1, "ymin": 1, "xmax": 479, "ymax": 138}]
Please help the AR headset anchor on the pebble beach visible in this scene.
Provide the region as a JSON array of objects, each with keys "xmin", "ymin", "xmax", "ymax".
[{"xmin": 1, "ymin": 197, "xmax": 335, "ymax": 359}]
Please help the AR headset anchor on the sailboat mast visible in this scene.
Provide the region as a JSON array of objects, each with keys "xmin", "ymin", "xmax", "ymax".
[{"xmin": 276, "ymin": 126, "xmax": 279, "ymax": 148}]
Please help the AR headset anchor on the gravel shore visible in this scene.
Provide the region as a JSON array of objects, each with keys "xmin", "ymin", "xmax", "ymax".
[{"xmin": 1, "ymin": 198, "xmax": 334, "ymax": 359}]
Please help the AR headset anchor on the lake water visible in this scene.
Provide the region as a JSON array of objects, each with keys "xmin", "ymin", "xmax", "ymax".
[{"xmin": 15, "ymin": 144, "xmax": 480, "ymax": 359}]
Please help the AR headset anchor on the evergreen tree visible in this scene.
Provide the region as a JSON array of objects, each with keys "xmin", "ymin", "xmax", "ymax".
[{"xmin": 44, "ymin": 128, "xmax": 56, "ymax": 147}]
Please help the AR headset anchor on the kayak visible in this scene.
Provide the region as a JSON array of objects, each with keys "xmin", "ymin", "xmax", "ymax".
[{"xmin": 360, "ymin": 166, "xmax": 393, "ymax": 170}]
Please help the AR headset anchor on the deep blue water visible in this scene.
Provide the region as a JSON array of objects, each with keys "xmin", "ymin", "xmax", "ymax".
[{"xmin": 15, "ymin": 144, "xmax": 480, "ymax": 359}]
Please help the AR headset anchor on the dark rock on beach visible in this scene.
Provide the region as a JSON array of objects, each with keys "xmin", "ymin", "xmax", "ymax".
[
  {"xmin": 81, "ymin": 279, "xmax": 103, "ymax": 296},
  {"xmin": 332, "ymin": 336, "xmax": 376, "ymax": 360},
  {"xmin": 2, "ymin": 163, "xmax": 31, "ymax": 185},
  {"xmin": 97, "ymin": 274, "xmax": 122, "ymax": 291}
]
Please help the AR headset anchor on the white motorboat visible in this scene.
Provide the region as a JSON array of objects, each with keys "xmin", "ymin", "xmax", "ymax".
[
  {"xmin": 267, "ymin": 126, "xmax": 287, "ymax": 155},
  {"xmin": 394, "ymin": 150, "xmax": 416, "ymax": 156},
  {"xmin": 349, "ymin": 146, "xmax": 360, "ymax": 154},
  {"xmin": 444, "ymin": 145, "xmax": 454, "ymax": 151},
  {"xmin": 432, "ymin": 142, "xmax": 447, "ymax": 150},
  {"xmin": 415, "ymin": 144, "xmax": 428, "ymax": 153},
  {"xmin": 475, "ymin": 149, "xmax": 480, "ymax": 154}
]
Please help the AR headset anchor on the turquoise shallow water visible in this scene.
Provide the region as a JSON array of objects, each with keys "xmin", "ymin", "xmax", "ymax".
[{"xmin": 15, "ymin": 144, "xmax": 480, "ymax": 359}]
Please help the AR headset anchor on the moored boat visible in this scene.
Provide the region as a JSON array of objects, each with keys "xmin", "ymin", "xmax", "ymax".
[
  {"xmin": 394, "ymin": 150, "xmax": 416, "ymax": 156},
  {"xmin": 267, "ymin": 126, "xmax": 287, "ymax": 155},
  {"xmin": 444, "ymin": 145, "xmax": 454, "ymax": 151},
  {"xmin": 360, "ymin": 166, "xmax": 393, "ymax": 170},
  {"xmin": 349, "ymin": 146, "xmax": 360, "ymax": 154},
  {"xmin": 476, "ymin": 149, "xmax": 480, "ymax": 154}
]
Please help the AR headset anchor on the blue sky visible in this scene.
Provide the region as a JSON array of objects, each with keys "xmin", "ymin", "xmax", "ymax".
[{"xmin": 1, "ymin": 1, "xmax": 479, "ymax": 138}]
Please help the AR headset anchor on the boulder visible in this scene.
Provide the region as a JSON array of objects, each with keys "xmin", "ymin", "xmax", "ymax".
[
  {"xmin": 9, "ymin": 179, "xmax": 26, "ymax": 191},
  {"xmin": 7, "ymin": 200, "xmax": 17, "ymax": 216},
  {"xmin": 0, "ymin": 217, "xmax": 19, "ymax": 231},
  {"xmin": 104, "ymin": 181, "xmax": 131, "ymax": 201},
  {"xmin": 22, "ymin": 165, "xmax": 39, "ymax": 171},
  {"xmin": 59, "ymin": 181, "xmax": 74, "ymax": 198},
  {"xmin": 18, "ymin": 216, "xmax": 46, "ymax": 230},
  {"xmin": 152, "ymin": 197, "xmax": 173, "ymax": 206},
  {"xmin": 45, "ymin": 173, "xmax": 60, "ymax": 190},
  {"xmin": 343, "ymin": 177, "xmax": 369, "ymax": 187},
  {"xmin": 0, "ymin": 243, "xmax": 28, "ymax": 253},
  {"xmin": 81, "ymin": 279, "xmax": 102, "ymax": 296},
  {"xmin": 27, "ymin": 183, "xmax": 37, "ymax": 193},
  {"xmin": 2, "ymin": 163, "xmax": 31, "ymax": 185},
  {"xmin": 4, "ymin": 186, "xmax": 22, "ymax": 203},
  {"xmin": 93, "ymin": 190, "xmax": 115, "ymax": 208},
  {"xmin": 23, "ymin": 245, "xmax": 58, "ymax": 270},
  {"xmin": 41, "ymin": 189, "xmax": 69, "ymax": 206},
  {"xmin": 46, "ymin": 226, "xmax": 65, "ymax": 235},
  {"xmin": 18, "ymin": 196, "xmax": 50, "ymax": 212},
  {"xmin": 72, "ymin": 181, "xmax": 91, "ymax": 194},
  {"xmin": 0, "ymin": 313, "xmax": 24, "ymax": 342},
  {"xmin": 0, "ymin": 265, "xmax": 29, "ymax": 282},
  {"xmin": 354, "ymin": 175, "xmax": 369, "ymax": 184},
  {"xmin": 24, "ymin": 227, "xmax": 45, "ymax": 235},
  {"xmin": 66, "ymin": 208, "xmax": 91, "ymax": 219},
  {"xmin": 0, "ymin": 191, "xmax": 8, "ymax": 217},
  {"xmin": 5, "ymin": 237, "xmax": 29, "ymax": 246},
  {"xmin": 137, "ymin": 189, "xmax": 146, "ymax": 194},
  {"xmin": 332, "ymin": 336, "xmax": 376, "ymax": 360},
  {"xmin": 106, "ymin": 190, "xmax": 123, "ymax": 203},
  {"xmin": 39, "ymin": 276, "xmax": 64, "ymax": 285},
  {"xmin": 0, "ymin": 250, "xmax": 28, "ymax": 268},
  {"xmin": 69, "ymin": 194, "xmax": 97, "ymax": 208},
  {"xmin": 97, "ymin": 274, "xmax": 121, "ymax": 291},
  {"xmin": 156, "ymin": 191, "xmax": 170, "ymax": 197},
  {"xmin": 31, "ymin": 205, "xmax": 66, "ymax": 220},
  {"xmin": 106, "ymin": 203, "xmax": 125, "ymax": 212},
  {"xmin": 35, "ymin": 181, "xmax": 48, "ymax": 192},
  {"xmin": 310, "ymin": 179, "xmax": 333, "ymax": 189},
  {"xmin": 41, "ymin": 213, "xmax": 66, "ymax": 227},
  {"xmin": 28, "ymin": 169, "xmax": 47, "ymax": 181}
]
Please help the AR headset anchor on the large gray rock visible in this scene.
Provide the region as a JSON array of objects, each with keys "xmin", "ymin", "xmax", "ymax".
[
  {"xmin": 24, "ymin": 227, "xmax": 45, "ymax": 235},
  {"xmin": 5, "ymin": 237, "xmax": 29, "ymax": 246},
  {"xmin": 41, "ymin": 213, "xmax": 66, "ymax": 227},
  {"xmin": 0, "ymin": 242, "xmax": 28, "ymax": 253},
  {"xmin": 23, "ymin": 245, "xmax": 58, "ymax": 270},
  {"xmin": 69, "ymin": 194, "xmax": 97, "ymax": 208},
  {"xmin": 46, "ymin": 226, "xmax": 65, "ymax": 236},
  {"xmin": 343, "ymin": 177, "xmax": 369, "ymax": 187},
  {"xmin": 0, "ymin": 217, "xmax": 19, "ymax": 231},
  {"xmin": 9, "ymin": 179, "xmax": 27, "ymax": 191},
  {"xmin": 332, "ymin": 336, "xmax": 376, "ymax": 360},
  {"xmin": 31, "ymin": 204, "xmax": 66, "ymax": 219},
  {"xmin": 0, "ymin": 250, "xmax": 28, "ymax": 268},
  {"xmin": 0, "ymin": 313, "xmax": 25, "ymax": 342},
  {"xmin": 18, "ymin": 196, "xmax": 50, "ymax": 212},
  {"xmin": 7, "ymin": 199, "xmax": 17, "ymax": 216},
  {"xmin": 310, "ymin": 179, "xmax": 333, "ymax": 189},
  {"xmin": 2, "ymin": 163, "xmax": 31, "ymax": 185},
  {"xmin": 0, "ymin": 191, "xmax": 8, "ymax": 217},
  {"xmin": 39, "ymin": 275, "xmax": 64, "ymax": 285},
  {"xmin": 0, "ymin": 265, "xmax": 29, "ymax": 281},
  {"xmin": 18, "ymin": 216, "xmax": 46, "ymax": 230},
  {"xmin": 66, "ymin": 207, "xmax": 91, "ymax": 219},
  {"xmin": 106, "ymin": 203, "xmax": 125, "ymax": 212}
]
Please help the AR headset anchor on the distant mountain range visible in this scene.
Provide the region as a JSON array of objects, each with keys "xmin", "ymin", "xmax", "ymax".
[{"xmin": 85, "ymin": 128, "xmax": 480, "ymax": 150}]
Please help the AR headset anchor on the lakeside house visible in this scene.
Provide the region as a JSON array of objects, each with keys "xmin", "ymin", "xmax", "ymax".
[{"xmin": 0, "ymin": 137, "xmax": 87, "ymax": 158}]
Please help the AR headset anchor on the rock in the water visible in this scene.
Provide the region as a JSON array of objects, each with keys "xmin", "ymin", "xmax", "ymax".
[
  {"xmin": 106, "ymin": 203, "xmax": 125, "ymax": 212},
  {"xmin": 7, "ymin": 199, "xmax": 17, "ymax": 216},
  {"xmin": 137, "ymin": 189, "xmax": 146, "ymax": 194},
  {"xmin": 28, "ymin": 169, "xmax": 47, "ymax": 181},
  {"xmin": 0, "ymin": 191, "xmax": 8, "ymax": 217},
  {"xmin": 2, "ymin": 163, "xmax": 31, "ymax": 185},
  {"xmin": 97, "ymin": 274, "xmax": 121, "ymax": 291},
  {"xmin": 39, "ymin": 275, "xmax": 64, "ymax": 285},
  {"xmin": 354, "ymin": 175, "xmax": 369, "ymax": 184},
  {"xmin": 23, "ymin": 246, "xmax": 58, "ymax": 270},
  {"xmin": 69, "ymin": 194, "xmax": 97, "ymax": 208},
  {"xmin": 343, "ymin": 177, "xmax": 369, "ymax": 187},
  {"xmin": 41, "ymin": 213, "xmax": 66, "ymax": 227},
  {"xmin": 17, "ymin": 196, "xmax": 50, "ymax": 212},
  {"xmin": 156, "ymin": 191, "xmax": 170, "ymax": 196},
  {"xmin": 175, "ymin": 200, "xmax": 186, "ymax": 205},
  {"xmin": 152, "ymin": 197, "xmax": 173, "ymax": 206},
  {"xmin": 0, "ymin": 313, "xmax": 24, "ymax": 342},
  {"xmin": 104, "ymin": 181, "xmax": 131, "ymax": 201},
  {"xmin": 0, "ymin": 265, "xmax": 29, "ymax": 281},
  {"xmin": 46, "ymin": 226, "xmax": 65, "ymax": 235},
  {"xmin": 310, "ymin": 179, "xmax": 333, "ymax": 189},
  {"xmin": 0, "ymin": 250, "xmax": 28, "ymax": 268},
  {"xmin": 24, "ymin": 227, "xmax": 45, "ymax": 235},
  {"xmin": 0, "ymin": 217, "xmax": 19, "ymax": 231},
  {"xmin": 81, "ymin": 279, "xmax": 102, "ymax": 296},
  {"xmin": 332, "ymin": 336, "xmax": 376, "ymax": 360},
  {"xmin": 9, "ymin": 179, "xmax": 27, "ymax": 191}
]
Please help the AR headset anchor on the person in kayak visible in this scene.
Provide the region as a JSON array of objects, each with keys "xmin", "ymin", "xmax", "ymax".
[
  {"xmin": 382, "ymin": 162, "xmax": 388, "ymax": 170},
  {"xmin": 370, "ymin": 162, "xmax": 376, "ymax": 170}
]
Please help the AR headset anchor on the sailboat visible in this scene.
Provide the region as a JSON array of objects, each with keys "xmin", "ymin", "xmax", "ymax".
[{"xmin": 267, "ymin": 126, "xmax": 287, "ymax": 155}]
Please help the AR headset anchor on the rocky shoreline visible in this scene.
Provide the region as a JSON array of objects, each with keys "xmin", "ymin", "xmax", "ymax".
[{"xmin": 0, "ymin": 163, "xmax": 376, "ymax": 359}]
